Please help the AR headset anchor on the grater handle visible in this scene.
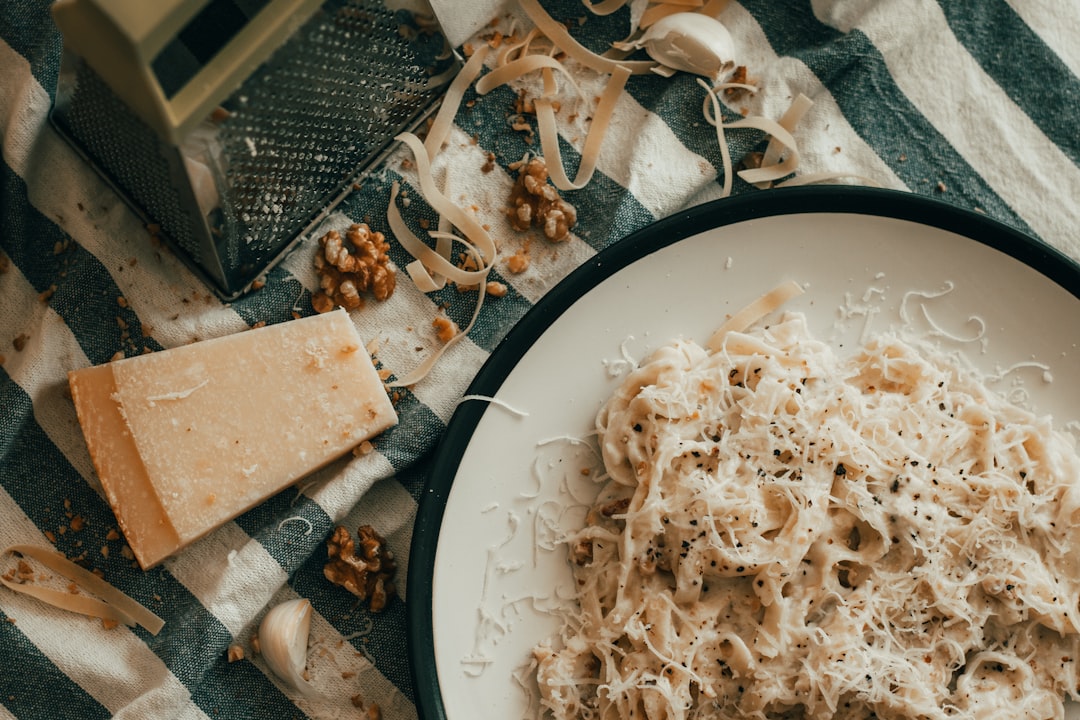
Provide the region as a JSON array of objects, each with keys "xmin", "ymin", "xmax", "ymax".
[{"xmin": 51, "ymin": 0, "xmax": 323, "ymax": 145}]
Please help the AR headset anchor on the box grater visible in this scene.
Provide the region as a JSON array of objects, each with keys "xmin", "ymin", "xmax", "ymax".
[{"xmin": 49, "ymin": 0, "xmax": 462, "ymax": 299}]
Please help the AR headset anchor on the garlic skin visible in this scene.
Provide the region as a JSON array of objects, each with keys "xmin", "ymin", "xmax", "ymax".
[
  {"xmin": 639, "ymin": 12, "xmax": 736, "ymax": 81},
  {"xmin": 259, "ymin": 598, "xmax": 314, "ymax": 693}
]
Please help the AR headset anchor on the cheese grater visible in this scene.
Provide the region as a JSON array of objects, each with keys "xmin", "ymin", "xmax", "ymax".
[{"xmin": 49, "ymin": 0, "xmax": 461, "ymax": 299}]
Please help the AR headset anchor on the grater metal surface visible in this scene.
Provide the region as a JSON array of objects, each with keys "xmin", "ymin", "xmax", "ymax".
[{"xmin": 51, "ymin": 0, "xmax": 461, "ymax": 299}]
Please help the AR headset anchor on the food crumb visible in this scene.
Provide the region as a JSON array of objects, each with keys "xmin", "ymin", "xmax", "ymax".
[
  {"xmin": 432, "ymin": 316, "xmax": 458, "ymax": 343},
  {"xmin": 485, "ymin": 280, "xmax": 508, "ymax": 298},
  {"xmin": 227, "ymin": 644, "xmax": 245, "ymax": 662},
  {"xmin": 505, "ymin": 251, "xmax": 530, "ymax": 275},
  {"xmin": 12, "ymin": 334, "xmax": 29, "ymax": 352},
  {"xmin": 101, "ymin": 618, "xmax": 119, "ymax": 631}
]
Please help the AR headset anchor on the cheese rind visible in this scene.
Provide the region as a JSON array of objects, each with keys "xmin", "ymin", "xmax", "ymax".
[{"xmin": 69, "ymin": 310, "xmax": 397, "ymax": 569}]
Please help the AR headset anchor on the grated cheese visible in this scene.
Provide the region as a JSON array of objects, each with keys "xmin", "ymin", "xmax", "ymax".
[{"xmin": 533, "ymin": 303, "xmax": 1080, "ymax": 719}]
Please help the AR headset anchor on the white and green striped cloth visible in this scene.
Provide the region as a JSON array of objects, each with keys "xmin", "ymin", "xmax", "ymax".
[{"xmin": 2, "ymin": 0, "xmax": 1078, "ymax": 718}]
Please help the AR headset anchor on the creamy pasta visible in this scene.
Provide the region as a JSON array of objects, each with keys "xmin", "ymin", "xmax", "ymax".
[{"xmin": 534, "ymin": 312, "xmax": 1080, "ymax": 720}]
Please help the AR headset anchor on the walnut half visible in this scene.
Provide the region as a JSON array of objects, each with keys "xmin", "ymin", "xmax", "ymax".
[
  {"xmin": 311, "ymin": 224, "xmax": 396, "ymax": 313},
  {"xmin": 324, "ymin": 525, "xmax": 397, "ymax": 612},
  {"xmin": 507, "ymin": 157, "xmax": 577, "ymax": 242}
]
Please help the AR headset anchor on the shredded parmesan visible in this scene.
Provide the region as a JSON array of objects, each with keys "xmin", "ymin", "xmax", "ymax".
[
  {"xmin": 277, "ymin": 517, "xmax": 314, "ymax": 536},
  {"xmin": 456, "ymin": 394, "xmax": 530, "ymax": 417},
  {"xmin": 533, "ymin": 305, "xmax": 1080, "ymax": 719},
  {"xmin": 0, "ymin": 544, "xmax": 165, "ymax": 635},
  {"xmin": 145, "ymin": 379, "xmax": 209, "ymax": 403},
  {"xmin": 705, "ymin": 279, "xmax": 804, "ymax": 350}
]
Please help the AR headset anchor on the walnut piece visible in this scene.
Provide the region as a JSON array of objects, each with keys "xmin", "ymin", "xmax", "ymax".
[
  {"xmin": 324, "ymin": 525, "xmax": 397, "ymax": 612},
  {"xmin": 507, "ymin": 157, "xmax": 576, "ymax": 242},
  {"xmin": 505, "ymin": 250, "xmax": 530, "ymax": 274},
  {"xmin": 432, "ymin": 316, "xmax": 458, "ymax": 343},
  {"xmin": 311, "ymin": 224, "xmax": 396, "ymax": 313}
]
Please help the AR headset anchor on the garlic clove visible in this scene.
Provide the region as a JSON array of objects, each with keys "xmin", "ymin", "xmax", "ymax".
[
  {"xmin": 639, "ymin": 12, "xmax": 736, "ymax": 81},
  {"xmin": 259, "ymin": 598, "xmax": 314, "ymax": 693}
]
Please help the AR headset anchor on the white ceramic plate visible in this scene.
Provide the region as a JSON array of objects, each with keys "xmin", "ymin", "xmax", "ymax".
[{"xmin": 407, "ymin": 187, "xmax": 1080, "ymax": 719}]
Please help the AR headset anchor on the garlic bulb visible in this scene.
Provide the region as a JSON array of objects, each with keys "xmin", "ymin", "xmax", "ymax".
[
  {"xmin": 639, "ymin": 12, "xmax": 736, "ymax": 81},
  {"xmin": 259, "ymin": 598, "xmax": 314, "ymax": 693}
]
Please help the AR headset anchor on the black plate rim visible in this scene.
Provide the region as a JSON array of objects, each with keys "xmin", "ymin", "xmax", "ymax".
[{"xmin": 405, "ymin": 185, "xmax": 1080, "ymax": 720}]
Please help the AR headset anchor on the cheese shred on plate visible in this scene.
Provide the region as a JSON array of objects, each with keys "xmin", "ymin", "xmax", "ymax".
[{"xmin": 534, "ymin": 310, "xmax": 1080, "ymax": 719}]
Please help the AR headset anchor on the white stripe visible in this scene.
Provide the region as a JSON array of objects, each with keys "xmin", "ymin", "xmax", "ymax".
[
  {"xmin": 304, "ymin": 449, "xmax": 399, "ymax": 521},
  {"xmin": 164, "ymin": 526, "xmax": 288, "ymax": 636},
  {"xmin": 0, "ymin": 487, "xmax": 205, "ymax": 719},
  {"xmin": 814, "ymin": 0, "xmax": 1080, "ymax": 262},
  {"xmin": 1007, "ymin": 0, "xmax": 1080, "ymax": 79},
  {"xmin": 0, "ymin": 263, "xmax": 97, "ymax": 487}
]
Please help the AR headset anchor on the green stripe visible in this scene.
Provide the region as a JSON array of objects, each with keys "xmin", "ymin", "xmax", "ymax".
[
  {"xmin": 740, "ymin": 0, "xmax": 1040, "ymax": 242},
  {"xmin": 0, "ymin": 610, "xmax": 110, "ymax": 719},
  {"xmin": 936, "ymin": 0, "xmax": 1080, "ymax": 167}
]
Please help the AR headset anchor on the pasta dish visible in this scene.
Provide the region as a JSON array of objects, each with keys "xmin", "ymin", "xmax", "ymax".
[{"xmin": 533, "ymin": 309, "xmax": 1080, "ymax": 719}]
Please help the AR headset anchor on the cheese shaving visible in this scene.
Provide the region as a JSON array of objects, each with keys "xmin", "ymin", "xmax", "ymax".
[
  {"xmin": 456, "ymin": 394, "xmax": 530, "ymax": 417},
  {"xmin": 277, "ymin": 517, "xmax": 314, "ymax": 536},
  {"xmin": 706, "ymin": 279, "xmax": 804, "ymax": 351},
  {"xmin": 476, "ymin": 54, "xmax": 583, "ymax": 98},
  {"xmin": 534, "ymin": 65, "xmax": 632, "ymax": 191},
  {"xmin": 533, "ymin": 305, "xmax": 1080, "ymax": 719},
  {"xmin": 759, "ymin": 92, "xmax": 814, "ymax": 176},
  {"xmin": 582, "ymin": 0, "xmax": 630, "ymax": 16},
  {"xmin": 425, "ymin": 44, "xmax": 492, "ymax": 159},
  {"xmin": 1, "ymin": 544, "xmax": 165, "ymax": 635},
  {"xmin": 145, "ymin": 379, "xmax": 209, "ymax": 403},
  {"xmin": 385, "ymin": 129, "xmax": 498, "ymax": 387}
]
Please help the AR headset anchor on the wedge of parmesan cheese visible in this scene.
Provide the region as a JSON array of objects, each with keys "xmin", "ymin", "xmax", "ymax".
[{"xmin": 68, "ymin": 309, "xmax": 397, "ymax": 569}]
